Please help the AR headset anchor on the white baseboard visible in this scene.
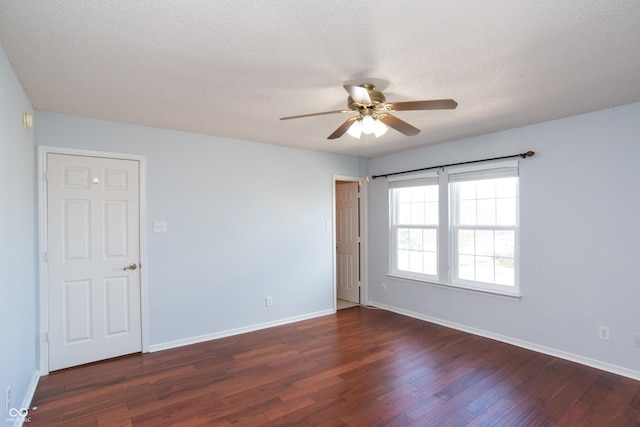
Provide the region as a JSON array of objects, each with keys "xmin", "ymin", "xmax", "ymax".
[
  {"xmin": 369, "ymin": 301, "xmax": 640, "ymax": 382},
  {"xmin": 9, "ymin": 370, "xmax": 40, "ymax": 427},
  {"xmin": 148, "ymin": 309, "xmax": 335, "ymax": 353}
]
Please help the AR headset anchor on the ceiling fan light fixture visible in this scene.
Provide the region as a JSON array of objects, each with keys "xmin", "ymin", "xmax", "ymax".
[
  {"xmin": 347, "ymin": 114, "xmax": 388, "ymax": 139},
  {"xmin": 347, "ymin": 119, "xmax": 362, "ymax": 138},
  {"xmin": 361, "ymin": 114, "xmax": 376, "ymax": 135},
  {"xmin": 373, "ymin": 119, "xmax": 388, "ymax": 137}
]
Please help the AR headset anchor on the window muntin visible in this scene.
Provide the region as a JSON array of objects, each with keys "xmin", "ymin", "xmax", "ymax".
[
  {"xmin": 396, "ymin": 227, "xmax": 437, "ymax": 276},
  {"xmin": 457, "ymin": 229, "xmax": 515, "ymax": 286},
  {"xmin": 457, "ymin": 178, "xmax": 517, "ymax": 226}
]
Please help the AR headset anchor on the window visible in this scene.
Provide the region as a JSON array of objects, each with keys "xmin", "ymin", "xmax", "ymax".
[
  {"xmin": 450, "ymin": 165, "xmax": 519, "ymax": 292},
  {"xmin": 389, "ymin": 161, "xmax": 519, "ymax": 295},
  {"xmin": 389, "ymin": 174, "xmax": 439, "ymax": 281}
]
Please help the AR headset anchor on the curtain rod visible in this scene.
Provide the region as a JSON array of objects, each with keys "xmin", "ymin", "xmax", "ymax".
[{"xmin": 371, "ymin": 151, "xmax": 535, "ymax": 180}]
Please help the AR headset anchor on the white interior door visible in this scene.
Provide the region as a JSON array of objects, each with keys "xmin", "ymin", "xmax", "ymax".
[
  {"xmin": 336, "ymin": 181, "xmax": 360, "ymax": 303},
  {"xmin": 47, "ymin": 153, "xmax": 141, "ymax": 371}
]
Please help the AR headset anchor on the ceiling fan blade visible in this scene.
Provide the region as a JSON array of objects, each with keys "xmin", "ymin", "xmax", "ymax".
[
  {"xmin": 378, "ymin": 114, "xmax": 421, "ymax": 136},
  {"xmin": 327, "ymin": 116, "xmax": 359, "ymax": 139},
  {"xmin": 280, "ymin": 110, "xmax": 346, "ymax": 120},
  {"xmin": 388, "ymin": 99, "xmax": 458, "ymax": 111},
  {"xmin": 343, "ymin": 85, "xmax": 371, "ymax": 104}
]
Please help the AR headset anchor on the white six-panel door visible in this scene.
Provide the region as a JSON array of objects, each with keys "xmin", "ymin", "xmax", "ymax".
[
  {"xmin": 336, "ymin": 181, "xmax": 360, "ymax": 303},
  {"xmin": 47, "ymin": 153, "xmax": 141, "ymax": 371}
]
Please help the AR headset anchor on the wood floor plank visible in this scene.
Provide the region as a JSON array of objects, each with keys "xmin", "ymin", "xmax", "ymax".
[{"xmin": 27, "ymin": 307, "xmax": 640, "ymax": 426}]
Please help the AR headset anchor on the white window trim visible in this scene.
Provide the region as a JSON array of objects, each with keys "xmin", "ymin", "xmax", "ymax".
[
  {"xmin": 389, "ymin": 171, "xmax": 439, "ymax": 282},
  {"xmin": 387, "ymin": 160, "xmax": 521, "ymax": 298},
  {"xmin": 385, "ymin": 273, "xmax": 522, "ymax": 299}
]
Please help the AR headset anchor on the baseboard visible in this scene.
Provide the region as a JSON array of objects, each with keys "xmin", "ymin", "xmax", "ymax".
[
  {"xmin": 9, "ymin": 370, "xmax": 40, "ymax": 427},
  {"xmin": 148, "ymin": 309, "xmax": 335, "ymax": 353},
  {"xmin": 369, "ymin": 301, "xmax": 640, "ymax": 382}
]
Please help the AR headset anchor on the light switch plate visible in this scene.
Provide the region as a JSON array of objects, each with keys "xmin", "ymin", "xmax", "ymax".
[{"xmin": 153, "ymin": 221, "xmax": 167, "ymax": 233}]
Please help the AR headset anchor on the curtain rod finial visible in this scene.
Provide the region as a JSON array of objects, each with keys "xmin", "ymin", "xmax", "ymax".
[{"xmin": 522, "ymin": 151, "xmax": 535, "ymax": 158}]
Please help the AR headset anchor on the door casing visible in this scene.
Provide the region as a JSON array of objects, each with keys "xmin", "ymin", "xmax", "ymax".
[
  {"xmin": 37, "ymin": 146, "xmax": 149, "ymax": 375},
  {"xmin": 332, "ymin": 175, "xmax": 367, "ymax": 310}
]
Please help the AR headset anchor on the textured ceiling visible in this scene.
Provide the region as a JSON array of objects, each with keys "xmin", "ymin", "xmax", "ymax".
[{"xmin": 1, "ymin": 1, "xmax": 639, "ymax": 158}]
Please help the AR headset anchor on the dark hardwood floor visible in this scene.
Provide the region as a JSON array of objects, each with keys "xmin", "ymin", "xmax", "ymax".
[{"xmin": 29, "ymin": 307, "xmax": 640, "ymax": 426}]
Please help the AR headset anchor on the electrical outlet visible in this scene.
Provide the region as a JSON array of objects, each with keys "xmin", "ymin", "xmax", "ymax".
[
  {"xmin": 265, "ymin": 296, "xmax": 273, "ymax": 307},
  {"xmin": 599, "ymin": 325, "xmax": 610, "ymax": 341},
  {"xmin": 5, "ymin": 386, "xmax": 10, "ymax": 413},
  {"xmin": 381, "ymin": 283, "xmax": 386, "ymax": 291}
]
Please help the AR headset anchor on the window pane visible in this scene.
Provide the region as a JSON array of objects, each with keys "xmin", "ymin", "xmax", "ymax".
[
  {"xmin": 398, "ymin": 188, "xmax": 411, "ymax": 203},
  {"xmin": 475, "ymin": 256, "xmax": 494, "ymax": 283},
  {"xmin": 477, "ymin": 199, "xmax": 496, "ymax": 225},
  {"xmin": 476, "ymin": 179, "xmax": 495, "ymax": 199},
  {"xmin": 495, "ymin": 257, "xmax": 515, "ymax": 286},
  {"xmin": 459, "ymin": 182, "xmax": 476, "ymax": 200},
  {"xmin": 398, "ymin": 249, "xmax": 409, "ymax": 271},
  {"xmin": 456, "ymin": 177, "xmax": 517, "ymax": 227},
  {"xmin": 459, "ymin": 255, "xmax": 475, "ymax": 280},
  {"xmin": 495, "ymin": 230, "xmax": 515, "ymax": 257},
  {"xmin": 423, "ymin": 252, "xmax": 437, "ymax": 276},
  {"xmin": 424, "ymin": 185, "xmax": 439, "ymax": 202},
  {"xmin": 398, "ymin": 203, "xmax": 411, "ymax": 224},
  {"xmin": 460, "ymin": 200, "xmax": 476, "ymax": 224},
  {"xmin": 397, "ymin": 228, "xmax": 409, "ymax": 249},
  {"xmin": 410, "ymin": 186, "xmax": 425, "ymax": 203},
  {"xmin": 409, "ymin": 250, "xmax": 423, "ymax": 273},
  {"xmin": 409, "ymin": 229, "xmax": 423, "ymax": 250},
  {"xmin": 395, "ymin": 227, "xmax": 438, "ymax": 276},
  {"xmin": 496, "ymin": 177, "xmax": 517, "ymax": 198},
  {"xmin": 496, "ymin": 198, "xmax": 516, "ymax": 225},
  {"xmin": 424, "ymin": 201, "xmax": 438, "ymax": 225},
  {"xmin": 475, "ymin": 230, "xmax": 494, "ymax": 256},
  {"xmin": 410, "ymin": 203, "xmax": 425, "ymax": 224},
  {"xmin": 458, "ymin": 230, "xmax": 475, "ymax": 255},
  {"xmin": 395, "ymin": 185, "xmax": 438, "ymax": 226},
  {"xmin": 423, "ymin": 229, "xmax": 437, "ymax": 252}
]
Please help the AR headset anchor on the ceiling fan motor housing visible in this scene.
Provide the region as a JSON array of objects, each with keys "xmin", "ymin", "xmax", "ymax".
[{"xmin": 347, "ymin": 84, "xmax": 386, "ymax": 111}]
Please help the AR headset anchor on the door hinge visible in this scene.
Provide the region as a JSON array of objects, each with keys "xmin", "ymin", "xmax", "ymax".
[
  {"xmin": 41, "ymin": 251, "xmax": 48, "ymax": 263},
  {"xmin": 43, "ymin": 332, "xmax": 49, "ymax": 343}
]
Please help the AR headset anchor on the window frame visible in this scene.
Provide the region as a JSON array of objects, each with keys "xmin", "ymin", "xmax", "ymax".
[
  {"xmin": 387, "ymin": 160, "xmax": 521, "ymax": 297},
  {"xmin": 388, "ymin": 172, "xmax": 440, "ymax": 282}
]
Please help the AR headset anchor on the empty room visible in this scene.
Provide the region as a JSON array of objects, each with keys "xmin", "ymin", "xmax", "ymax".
[{"xmin": 1, "ymin": 1, "xmax": 640, "ymax": 425}]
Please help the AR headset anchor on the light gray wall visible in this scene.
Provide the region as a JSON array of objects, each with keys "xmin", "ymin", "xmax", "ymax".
[
  {"xmin": 367, "ymin": 102, "xmax": 640, "ymax": 375},
  {"xmin": 0, "ymin": 46, "xmax": 37, "ymax": 417},
  {"xmin": 35, "ymin": 111, "xmax": 362, "ymax": 346}
]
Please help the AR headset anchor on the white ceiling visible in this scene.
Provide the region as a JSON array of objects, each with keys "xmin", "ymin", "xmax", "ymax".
[{"xmin": 1, "ymin": 1, "xmax": 639, "ymax": 158}]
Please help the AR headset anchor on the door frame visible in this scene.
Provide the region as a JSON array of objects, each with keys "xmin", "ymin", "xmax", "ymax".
[
  {"xmin": 332, "ymin": 175, "xmax": 368, "ymax": 310},
  {"xmin": 37, "ymin": 145, "xmax": 149, "ymax": 375}
]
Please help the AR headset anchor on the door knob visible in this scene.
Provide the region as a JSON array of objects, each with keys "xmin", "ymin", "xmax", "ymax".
[{"xmin": 123, "ymin": 263, "xmax": 138, "ymax": 271}]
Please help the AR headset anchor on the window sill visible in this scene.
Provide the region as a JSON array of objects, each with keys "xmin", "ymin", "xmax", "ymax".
[{"xmin": 385, "ymin": 274, "xmax": 522, "ymax": 300}]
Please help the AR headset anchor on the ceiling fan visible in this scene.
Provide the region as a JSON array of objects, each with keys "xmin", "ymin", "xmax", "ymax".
[{"xmin": 280, "ymin": 83, "xmax": 457, "ymax": 139}]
